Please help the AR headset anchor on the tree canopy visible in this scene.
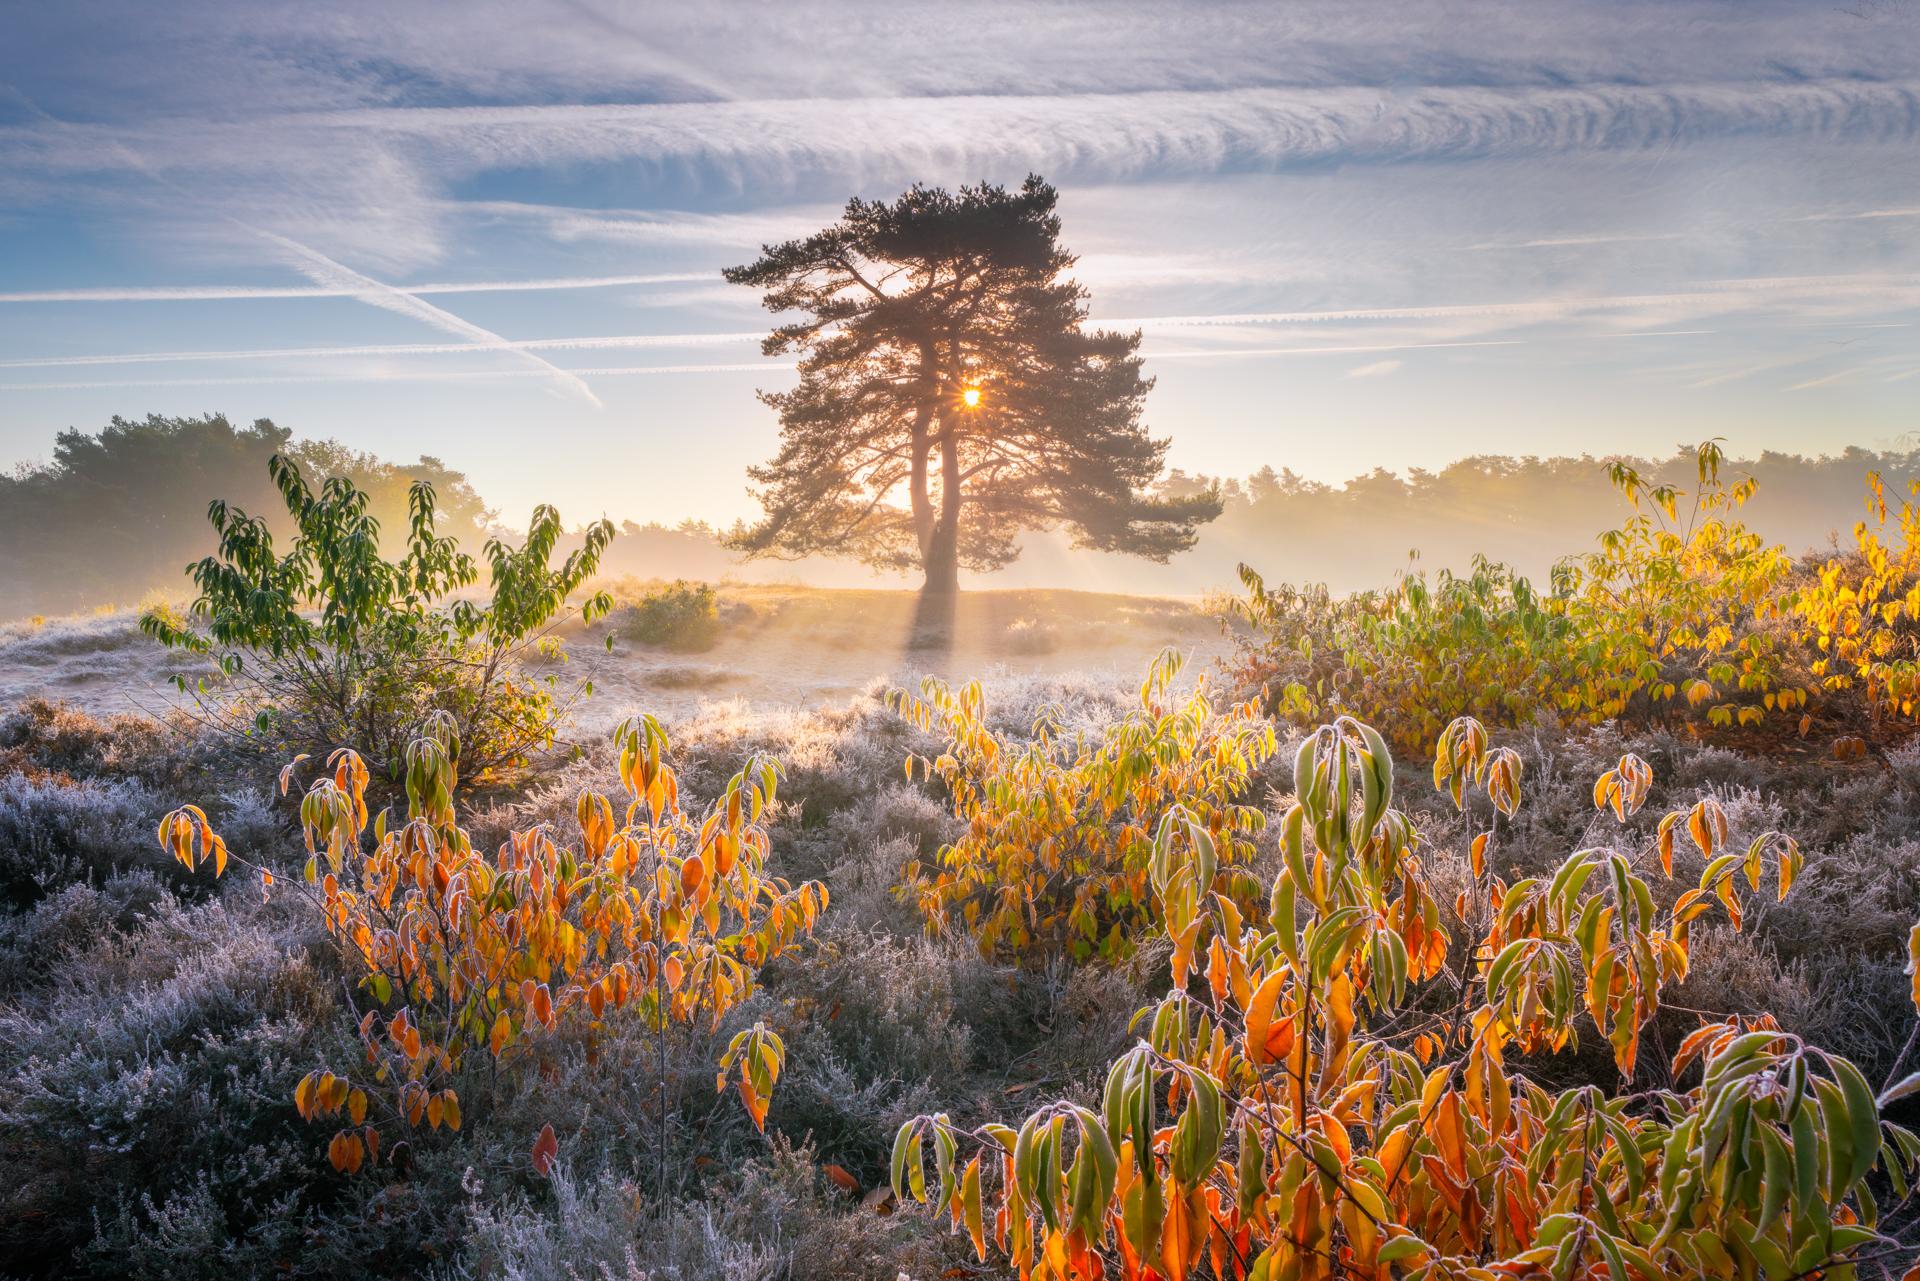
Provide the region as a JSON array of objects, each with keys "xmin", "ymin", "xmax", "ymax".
[
  {"xmin": 723, "ymin": 176, "xmax": 1220, "ymax": 592},
  {"xmin": 0, "ymin": 414, "xmax": 496, "ymax": 620}
]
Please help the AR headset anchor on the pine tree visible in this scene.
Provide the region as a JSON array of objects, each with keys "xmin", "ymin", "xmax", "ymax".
[{"xmin": 724, "ymin": 176, "xmax": 1219, "ymax": 594}]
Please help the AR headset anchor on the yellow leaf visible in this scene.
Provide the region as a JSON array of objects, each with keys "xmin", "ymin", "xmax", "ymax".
[
  {"xmin": 960, "ymin": 1155, "xmax": 986, "ymax": 1260},
  {"xmin": 1908, "ymin": 921, "xmax": 1920, "ymax": 1014}
]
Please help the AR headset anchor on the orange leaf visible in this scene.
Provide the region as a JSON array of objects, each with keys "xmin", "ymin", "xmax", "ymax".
[
  {"xmin": 1160, "ymin": 1181, "xmax": 1197, "ymax": 1281},
  {"xmin": 531, "ymin": 1123, "xmax": 559, "ymax": 1177},
  {"xmin": 1243, "ymin": 968, "xmax": 1293, "ymax": 1066},
  {"xmin": 738, "ymin": 1078, "xmax": 770, "ymax": 1131}
]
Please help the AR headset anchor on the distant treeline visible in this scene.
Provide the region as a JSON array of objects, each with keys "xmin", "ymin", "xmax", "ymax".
[
  {"xmin": 3, "ymin": 414, "xmax": 1914, "ymax": 619},
  {"xmin": 902, "ymin": 447, "xmax": 1920, "ymax": 596},
  {"xmin": 1136, "ymin": 449, "xmax": 1920, "ymax": 592},
  {"xmin": 0, "ymin": 415, "xmax": 496, "ymax": 619}
]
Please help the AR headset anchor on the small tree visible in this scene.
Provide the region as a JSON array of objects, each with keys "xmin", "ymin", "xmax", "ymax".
[
  {"xmin": 141, "ymin": 453, "xmax": 614, "ymax": 783},
  {"xmin": 892, "ymin": 649, "xmax": 1278, "ymax": 962},
  {"xmin": 724, "ymin": 176, "xmax": 1220, "ymax": 593}
]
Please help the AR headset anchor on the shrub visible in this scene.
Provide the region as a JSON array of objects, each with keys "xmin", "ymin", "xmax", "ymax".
[
  {"xmin": 1550, "ymin": 441, "xmax": 1802, "ymax": 729},
  {"xmin": 1797, "ymin": 471, "xmax": 1920, "ymax": 722},
  {"xmin": 0, "ymin": 872, "xmax": 169, "ymax": 989},
  {"xmin": 892, "ymin": 649, "xmax": 1279, "ymax": 962},
  {"xmin": 891, "ymin": 713, "xmax": 1920, "ymax": 1279},
  {"xmin": 769, "ymin": 930, "xmax": 988, "ymax": 1162},
  {"xmin": 140, "ymin": 454, "xmax": 616, "ymax": 785},
  {"xmin": 160, "ymin": 713, "xmax": 827, "ymax": 1183},
  {"xmin": 462, "ymin": 1141, "xmax": 969, "ymax": 1281},
  {"xmin": 0, "ymin": 698, "xmax": 189, "ymax": 787},
  {"xmin": 1227, "ymin": 555, "xmax": 1570, "ymax": 753},
  {"xmin": 619, "ymin": 580, "xmax": 723, "ymax": 652},
  {"xmin": 0, "ymin": 893, "xmax": 344, "ymax": 1272},
  {"xmin": 0, "ymin": 773, "xmax": 165, "ymax": 909},
  {"xmin": 1227, "ymin": 441, "xmax": 1813, "ymax": 751}
]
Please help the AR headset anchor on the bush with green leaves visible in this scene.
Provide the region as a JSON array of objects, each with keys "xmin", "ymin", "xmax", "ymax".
[
  {"xmin": 1226, "ymin": 442, "xmax": 1811, "ymax": 751},
  {"xmin": 140, "ymin": 455, "xmax": 614, "ymax": 785},
  {"xmin": 619, "ymin": 579, "xmax": 723, "ymax": 652}
]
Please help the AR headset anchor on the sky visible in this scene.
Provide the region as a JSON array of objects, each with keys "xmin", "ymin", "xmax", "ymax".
[{"xmin": 2, "ymin": 0, "xmax": 1917, "ymax": 529}]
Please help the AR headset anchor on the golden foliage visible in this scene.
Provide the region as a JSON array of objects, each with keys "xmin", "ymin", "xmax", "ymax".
[
  {"xmin": 1230, "ymin": 442, "xmax": 1831, "ymax": 749},
  {"xmin": 894, "ymin": 710, "xmax": 1916, "ymax": 1280},
  {"xmin": 160, "ymin": 711, "xmax": 825, "ymax": 1173},
  {"xmin": 892, "ymin": 649, "xmax": 1278, "ymax": 961},
  {"xmin": 1796, "ymin": 472, "xmax": 1920, "ymax": 721}
]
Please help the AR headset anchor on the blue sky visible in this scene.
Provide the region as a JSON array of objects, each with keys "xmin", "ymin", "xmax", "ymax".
[{"xmin": 2, "ymin": 1, "xmax": 1917, "ymax": 527}]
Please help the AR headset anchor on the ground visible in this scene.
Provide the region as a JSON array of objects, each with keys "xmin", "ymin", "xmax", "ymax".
[
  {"xmin": 0, "ymin": 584, "xmax": 1232, "ymax": 727},
  {"xmin": 4, "ymin": 582, "xmax": 1919, "ymax": 1279}
]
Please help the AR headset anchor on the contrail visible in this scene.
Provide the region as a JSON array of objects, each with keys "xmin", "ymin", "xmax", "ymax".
[
  {"xmin": 0, "ymin": 331, "xmax": 764, "ymax": 369},
  {"xmin": 0, "ymin": 333, "xmax": 1720, "ymax": 391},
  {"xmin": 0, "ymin": 361, "xmax": 782, "ymax": 392},
  {"xmin": 3, "ymin": 85, "xmax": 609, "ymax": 408},
  {"xmin": 249, "ymin": 228, "xmax": 605, "ymax": 408},
  {"xmin": 0, "ymin": 274, "xmax": 710, "ymax": 303},
  {"xmin": 8, "ymin": 271, "xmax": 1912, "ymax": 372}
]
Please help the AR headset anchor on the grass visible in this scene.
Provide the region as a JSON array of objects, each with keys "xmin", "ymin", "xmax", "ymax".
[{"xmin": 1, "ymin": 587, "xmax": 1916, "ymax": 1276}]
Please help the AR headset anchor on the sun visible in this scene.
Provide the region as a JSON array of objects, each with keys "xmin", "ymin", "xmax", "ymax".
[{"xmin": 961, "ymin": 386, "xmax": 981, "ymax": 408}]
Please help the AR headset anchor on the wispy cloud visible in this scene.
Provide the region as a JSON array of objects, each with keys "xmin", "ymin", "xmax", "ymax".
[
  {"xmin": 1468, "ymin": 233, "xmax": 1687, "ymax": 251},
  {"xmin": 10, "ymin": 81, "xmax": 1917, "ymax": 256},
  {"xmin": 1790, "ymin": 207, "xmax": 1920, "ymax": 223},
  {"xmin": 0, "ymin": 331, "xmax": 764, "ymax": 369},
  {"xmin": 463, "ymin": 199, "xmax": 835, "ymax": 248},
  {"xmin": 233, "ymin": 80, "xmax": 1920, "ymax": 185},
  {"xmin": 1147, "ymin": 340, "xmax": 1526, "ymax": 361},
  {"xmin": 1110, "ymin": 274, "xmax": 1920, "ymax": 335},
  {"xmin": 0, "ymin": 273, "xmax": 709, "ymax": 303},
  {"xmin": 11, "ymin": 271, "xmax": 1918, "ymax": 372},
  {"xmin": 0, "ymin": 361, "xmax": 785, "ymax": 393},
  {"xmin": 1, "ymin": 87, "xmax": 615, "ymax": 409},
  {"xmin": 1784, "ymin": 367, "xmax": 1867, "ymax": 391},
  {"xmin": 1345, "ymin": 358, "xmax": 1403, "ymax": 378}
]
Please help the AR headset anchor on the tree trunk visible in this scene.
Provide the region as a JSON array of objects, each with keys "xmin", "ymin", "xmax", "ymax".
[
  {"xmin": 921, "ymin": 420, "xmax": 962, "ymax": 595},
  {"xmin": 922, "ymin": 525, "xmax": 960, "ymax": 594},
  {"xmin": 910, "ymin": 346, "xmax": 937, "ymax": 560},
  {"xmin": 910, "ymin": 436, "xmax": 934, "ymax": 562}
]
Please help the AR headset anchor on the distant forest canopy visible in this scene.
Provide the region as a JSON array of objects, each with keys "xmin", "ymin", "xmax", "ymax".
[
  {"xmin": 0, "ymin": 415, "xmax": 496, "ymax": 619},
  {"xmin": 3, "ymin": 413, "xmax": 1916, "ymax": 619},
  {"xmin": 1135, "ymin": 447, "xmax": 1920, "ymax": 593}
]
